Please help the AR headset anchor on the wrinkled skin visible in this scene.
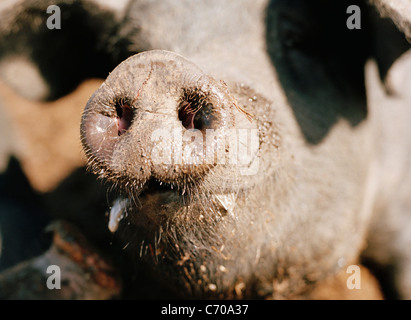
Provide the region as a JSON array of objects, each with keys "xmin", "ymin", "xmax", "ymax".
[{"xmin": 0, "ymin": 0, "xmax": 410, "ymax": 299}]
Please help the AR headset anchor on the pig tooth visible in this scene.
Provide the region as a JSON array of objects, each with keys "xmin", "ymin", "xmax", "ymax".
[{"xmin": 108, "ymin": 198, "xmax": 129, "ymax": 233}]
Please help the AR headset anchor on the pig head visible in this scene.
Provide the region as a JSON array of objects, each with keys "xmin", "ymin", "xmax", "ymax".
[
  {"xmin": 80, "ymin": 0, "xmax": 411, "ymax": 298},
  {"xmin": 0, "ymin": 0, "xmax": 410, "ymax": 299}
]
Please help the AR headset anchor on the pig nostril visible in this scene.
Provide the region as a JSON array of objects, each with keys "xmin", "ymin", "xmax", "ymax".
[
  {"xmin": 178, "ymin": 101, "xmax": 197, "ymax": 130},
  {"xmin": 178, "ymin": 90, "xmax": 214, "ymax": 131},
  {"xmin": 115, "ymin": 102, "xmax": 133, "ymax": 136}
]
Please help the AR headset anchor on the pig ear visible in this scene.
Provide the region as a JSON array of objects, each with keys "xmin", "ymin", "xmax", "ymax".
[
  {"xmin": 0, "ymin": 0, "xmax": 134, "ymax": 101},
  {"xmin": 367, "ymin": 0, "xmax": 411, "ymax": 86}
]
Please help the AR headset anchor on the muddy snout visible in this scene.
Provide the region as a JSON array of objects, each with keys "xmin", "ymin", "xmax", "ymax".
[{"xmin": 80, "ymin": 50, "xmax": 259, "ymax": 193}]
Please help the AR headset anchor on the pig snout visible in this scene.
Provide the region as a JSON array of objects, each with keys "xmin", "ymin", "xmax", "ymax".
[{"xmin": 81, "ymin": 50, "xmax": 255, "ymax": 197}]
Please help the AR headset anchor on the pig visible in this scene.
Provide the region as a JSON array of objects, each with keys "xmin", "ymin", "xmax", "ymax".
[
  {"xmin": 79, "ymin": 0, "xmax": 411, "ymax": 299},
  {"xmin": 0, "ymin": 0, "xmax": 410, "ymax": 299}
]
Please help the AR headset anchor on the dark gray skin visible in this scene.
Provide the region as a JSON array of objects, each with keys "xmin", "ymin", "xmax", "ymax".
[
  {"xmin": 80, "ymin": 0, "xmax": 411, "ymax": 298},
  {"xmin": 0, "ymin": 0, "xmax": 410, "ymax": 299}
]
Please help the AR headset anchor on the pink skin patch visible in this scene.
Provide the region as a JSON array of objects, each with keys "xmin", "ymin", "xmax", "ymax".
[{"xmin": 116, "ymin": 104, "xmax": 133, "ymax": 135}]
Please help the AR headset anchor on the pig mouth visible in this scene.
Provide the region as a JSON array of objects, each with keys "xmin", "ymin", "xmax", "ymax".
[
  {"xmin": 108, "ymin": 179, "xmax": 182, "ymax": 233},
  {"xmin": 108, "ymin": 176, "xmax": 237, "ymax": 233},
  {"xmin": 110, "ymin": 178, "xmax": 189, "ymax": 229},
  {"xmin": 137, "ymin": 178, "xmax": 183, "ymax": 207}
]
